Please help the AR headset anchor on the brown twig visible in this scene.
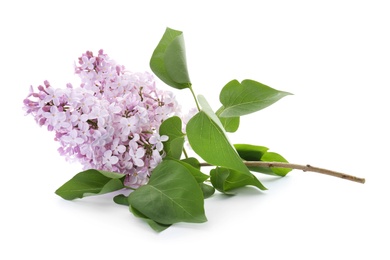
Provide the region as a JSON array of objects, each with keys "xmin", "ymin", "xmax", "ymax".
[{"xmin": 199, "ymin": 161, "xmax": 365, "ymax": 184}]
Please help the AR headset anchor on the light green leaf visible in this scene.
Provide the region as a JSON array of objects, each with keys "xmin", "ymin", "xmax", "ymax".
[
  {"xmin": 219, "ymin": 79, "xmax": 291, "ymax": 117},
  {"xmin": 150, "ymin": 27, "xmax": 191, "ymax": 89},
  {"xmin": 187, "ymin": 95, "xmax": 250, "ymax": 174},
  {"xmin": 55, "ymin": 169, "xmax": 125, "ymax": 200},
  {"xmin": 128, "ymin": 160, "xmax": 207, "ymax": 225},
  {"xmin": 159, "ymin": 116, "xmax": 185, "ymax": 159},
  {"xmin": 186, "ymin": 109, "xmax": 250, "ymax": 175},
  {"xmin": 216, "ymin": 106, "xmax": 240, "ymax": 132},
  {"xmin": 260, "ymin": 152, "xmax": 292, "ymax": 176},
  {"xmin": 210, "ymin": 167, "xmax": 267, "ymax": 194},
  {"xmin": 197, "ymin": 94, "xmax": 225, "ymax": 130}
]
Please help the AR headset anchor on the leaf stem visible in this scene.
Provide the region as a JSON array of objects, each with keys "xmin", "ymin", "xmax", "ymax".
[
  {"xmin": 189, "ymin": 86, "xmax": 201, "ymax": 111},
  {"xmin": 182, "ymin": 147, "xmax": 189, "ymax": 159},
  {"xmin": 199, "ymin": 161, "xmax": 366, "ymax": 184}
]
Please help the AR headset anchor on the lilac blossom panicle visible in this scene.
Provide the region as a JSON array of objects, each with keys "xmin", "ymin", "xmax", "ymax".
[{"xmin": 23, "ymin": 50, "xmax": 180, "ymax": 188}]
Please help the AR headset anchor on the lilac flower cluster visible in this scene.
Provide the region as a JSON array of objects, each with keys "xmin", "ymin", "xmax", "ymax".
[{"xmin": 24, "ymin": 50, "xmax": 179, "ymax": 188}]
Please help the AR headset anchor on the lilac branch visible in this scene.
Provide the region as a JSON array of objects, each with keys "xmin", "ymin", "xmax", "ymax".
[{"xmin": 199, "ymin": 161, "xmax": 366, "ymax": 184}]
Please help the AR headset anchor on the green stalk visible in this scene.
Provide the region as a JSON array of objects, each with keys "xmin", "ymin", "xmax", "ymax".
[{"xmin": 189, "ymin": 86, "xmax": 201, "ymax": 111}]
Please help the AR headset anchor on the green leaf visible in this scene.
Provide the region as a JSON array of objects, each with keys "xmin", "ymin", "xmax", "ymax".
[
  {"xmin": 209, "ymin": 167, "xmax": 234, "ymax": 195},
  {"xmin": 113, "ymin": 194, "xmax": 129, "ymax": 206},
  {"xmin": 260, "ymin": 152, "xmax": 292, "ymax": 177},
  {"xmin": 115, "ymin": 194, "xmax": 171, "ymax": 231},
  {"xmin": 186, "ymin": 95, "xmax": 250, "ymax": 175},
  {"xmin": 219, "ymin": 79, "xmax": 292, "ymax": 117},
  {"xmin": 234, "ymin": 144, "xmax": 269, "ymax": 161},
  {"xmin": 150, "ymin": 27, "xmax": 191, "ymax": 89},
  {"xmin": 200, "ymin": 183, "xmax": 215, "ymax": 199},
  {"xmin": 235, "ymin": 144, "xmax": 291, "ymax": 177},
  {"xmin": 159, "ymin": 116, "xmax": 185, "ymax": 159},
  {"xmin": 166, "ymin": 157, "xmax": 209, "ymax": 183},
  {"xmin": 197, "ymin": 94, "xmax": 225, "ymax": 130},
  {"xmin": 180, "ymin": 157, "xmax": 201, "ymax": 170},
  {"xmin": 216, "ymin": 106, "xmax": 240, "ymax": 133},
  {"xmin": 210, "ymin": 167, "xmax": 267, "ymax": 194},
  {"xmin": 55, "ymin": 169, "xmax": 125, "ymax": 200},
  {"xmin": 128, "ymin": 160, "xmax": 207, "ymax": 225},
  {"xmin": 130, "ymin": 206, "xmax": 171, "ymax": 232}
]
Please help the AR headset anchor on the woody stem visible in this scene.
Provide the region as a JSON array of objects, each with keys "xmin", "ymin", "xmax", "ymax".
[{"xmin": 199, "ymin": 161, "xmax": 365, "ymax": 184}]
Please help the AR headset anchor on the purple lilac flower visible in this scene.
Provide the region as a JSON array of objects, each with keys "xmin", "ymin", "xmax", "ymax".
[{"xmin": 23, "ymin": 50, "xmax": 179, "ymax": 188}]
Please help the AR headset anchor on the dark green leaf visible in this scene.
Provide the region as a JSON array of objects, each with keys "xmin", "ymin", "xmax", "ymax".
[
  {"xmin": 181, "ymin": 157, "xmax": 201, "ymax": 170},
  {"xmin": 55, "ymin": 169, "xmax": 125, "ymax": 200},
  {"xmin": 234, "ymin": 143, "xmax": 269, "ymax": 161},
  {"xmin": 159, "ymin": 116, "xmax": 185, "ymax": 159},
  {"xmin": 113, "ymin": 194, "xmax": 129, "ymax": 206},
  {"xmin": 235, "ymin": 144, "xmax": 291, "ymax": 177},
  {"xmin": 128, "ymin": 160, "xmax": 207, "ymax": 225},
  {"xmin": 150, "ymin": 27, "xmax": 191, "ymax": 89},
  {"xmin": 209, "ymin": 167, "xmax": 234, "ymax": 195},
  {"xmin": 200, "ymin": 183, "xmax": 215, "ymax": 199},
  {"xmin": 186, "ymin": 95, "xmax": 250, "ymax": 175},
  {"xmin": 216, "ymin": 106, "xmax": 240, "ymax": 132},
  {"xmin": 219, "ymin": 79, "xmax": 292, "ymax": 117},
  {"xmin": 210, "ymin": 167, "xmax": 267, "ymax": 194},
  {"xmin": 130, "ymin": 206, "xmax": 171, "ymax": 232}
]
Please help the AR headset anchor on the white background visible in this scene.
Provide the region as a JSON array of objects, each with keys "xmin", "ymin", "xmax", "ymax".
[{"xmin": 1, "ymin": 0, "xmax": 389, "ymax": 259}]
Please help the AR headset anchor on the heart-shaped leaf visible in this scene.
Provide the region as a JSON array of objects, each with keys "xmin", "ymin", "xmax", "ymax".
[
  {"xmin": 219, "ymin": 79, "xmax": 291, "ymax": 117},
  {"xmin": 128, "ymin": 160, "xmax": 207, "ymax": 225},
  {"xmin": 150, "ymin": 27, "xmax": 191, "ymax": 89},
  {"xmin": 186, "ymin": 95, "xmax": 250, "ymax": 174},
  {"xmin": 55, "ymin": 169, "xmax": 125, "ymax": 200}
]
